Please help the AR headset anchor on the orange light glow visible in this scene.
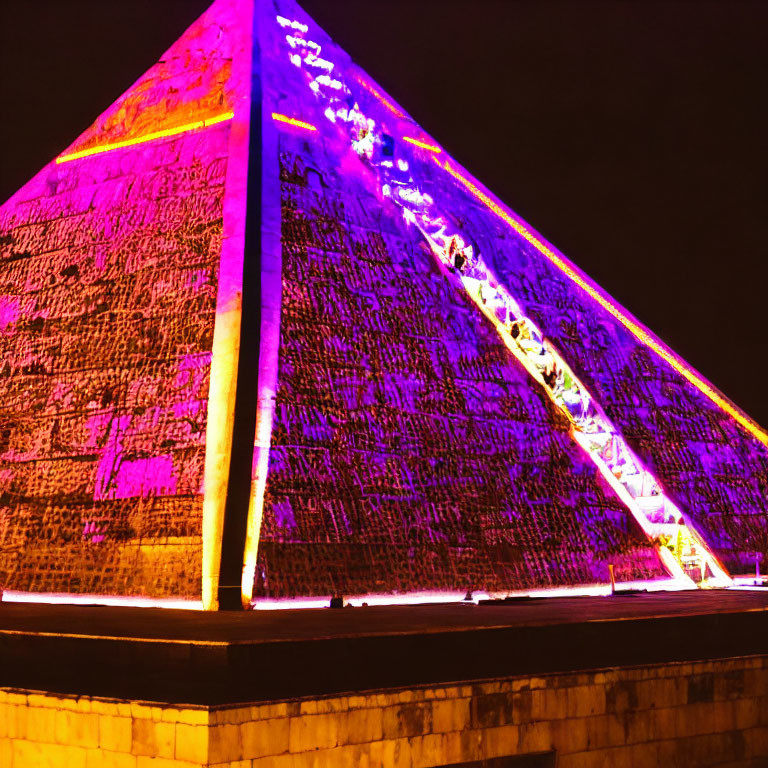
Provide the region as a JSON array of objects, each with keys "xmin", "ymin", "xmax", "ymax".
[
  {"xmin": 403, "ymin": 136, "xmax": 441, "ymax": 153},
  {"xmin": 439, "ymin": 158, "xmax": 768, "ymax": 448},
  {"xmin": 271, "ymin": 113, "xmax": 317, "ymax": 131},
  {"xmin": 56, "ymin": 112, "xmax": 235, "ymax": 164},
  {"xmin": 354, "ymin": 75, "xmax": 406, "ymax": 118}
]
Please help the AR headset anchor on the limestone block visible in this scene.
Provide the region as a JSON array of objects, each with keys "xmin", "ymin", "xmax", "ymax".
[
  {"xmin": 11, "ymin": 705, "xmax": 28, "ymax": 740},
  {"xmin": 687, "ymin": 674, "xmax": 716, "ymax": 705},
  {"xmin": 583, "ymin": 714, "xmax": 625, "ymax": 750},
  {"xmin": 431, "ymin": 699, "xmax": 470, "ymax": 734},
  {"xmin": 418, "ymin": 731, "xmax": 465, "ymax": 766},
  {"xmin": 25, "ymin": 706, "xmax": 57, "ymax": 744},
  {"xmin": 715, "ymin": 669, "xmax": 747, "ymax": 702},
  {"xmin": 567, "ymin": 685, "xmax": 605, "ymax": 719},
  {"xmin": 734, "ymin": 697, "xmax": 762, "ymax": 730},
  {"xmin": 85, "ymin": 748, "xmax": 138, "ymax": 768},
  {"xmin": 90, "ymin": 700, "xmax": 121, "ymax": 717},
  {"xmin": 623, "ymin": 708, "xmax": 653, "ymax": 744},
  {"xmin": 55, "ymin": 710, "xmax": 100, "ymax": 748},
  {"xmin": 1, "ymin": 738, "xmax": 12, "ymax": 768},
  {"xmin": 551, "ymin": 715, "xmax": 589, "ymax": 754},
  {"xmin": 240, "ymin": 717, "xmax": 290, "ymax": 759},
  {"xmin": 518, "ymin": 721, "xmax": 554, "ymax": 755},
  {"xmin": 207, "ymin": 724, "xmax": 243, "ymax": 763},
  {"xmin": 5, "ymin": 692, "xmax": 28, "ymax": 707},
  {"xmin": 338, "ymin": 707, "xmax": 383, "ymax": 745},
  {"xmin": 481, "ymin": 724, "xmax": 520, "ymax": 760},
  {"xmin": 207, "ymin": 761, "xmax": 251, "ymax": 768},
  {"xmin": 135, "ymin": 757, "xmax": 201, "ymax": 768},
  {"xmin": 470, "ymin": 692, "xmax": 518, "ymax": 730},
  {"xmin": 251, "ymin": 754, "xmax": 297, "ymax": 768},
  {"xmin": 175, "ymin": 723, "xmax": 209, "ymax": 764},
  {"xmin": 12, "ymin": 739, "xmax": 87, "ymax": 768},
  {"xmin": 744, "ymin": 725, "xmax": 768, "ymax": 758},
  {"xmin": 288, "ymin": 713, "xmax": 339, "ymax": 753},
  {"xmin": 166, "ymin": 707, "xmax": 208, "ymax": 726},
  {"xmin": 382, "ymin": 703, "xmax": 432, "ymax": 740},
  {"xmin": 27, "ymin": 693, "xmax": 55, "ymax": 710},
  {"xmin": 131, "ymin": 718, "xmax": 176, "ymax": 759},
  {"xmin": 538, "ymin": 688, "xmax": 568, "ymax": 721},
  {"xmin": 635, "ymin": 677, "xmax": 686, "ymax": 710}
]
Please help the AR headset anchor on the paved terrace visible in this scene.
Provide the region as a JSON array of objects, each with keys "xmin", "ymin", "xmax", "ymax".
[{"xmin": 1, "ymin": 590, "xmax": 766, "ymax": 705}]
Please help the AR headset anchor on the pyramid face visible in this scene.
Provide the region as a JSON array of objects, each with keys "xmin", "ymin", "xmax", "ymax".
[
  {"xmin": 0, "ymin": 0, "xmax": 253, "ymax": 598},
  {"xmin": 1, "ymin": 0, "xmax": 766, "ymax": 606}
]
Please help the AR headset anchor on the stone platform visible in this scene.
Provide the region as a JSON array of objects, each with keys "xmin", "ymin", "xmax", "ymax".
[{"xmin": 1, "ymin": 590, "xmax": 767, "ymax": 767}]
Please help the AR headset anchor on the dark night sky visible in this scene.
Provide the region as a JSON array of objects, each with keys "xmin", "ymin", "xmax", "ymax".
[{"xmin": 1, "ymin": 0, "xmax": 767, "ymax": 428}]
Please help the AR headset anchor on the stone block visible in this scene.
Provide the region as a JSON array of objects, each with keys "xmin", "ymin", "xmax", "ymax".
[
  {"xmin": 688, "ymin": 674, "xmax": 716, "ymax": 705},
  {"xmin": 583, "ymin": 714, "xmax": 625, "ymax": 750},
  {"xmin": 240, "ymin": 717, "xmax": 290, "ymax": 759},
  {"xmin": 605, "ymin": 681, "xmax": 638, "ymax": 715},
  {"xmin": 624, "ymin": 708, "xmax": 653, "ymax": 744},
  {"xmin": 635, "ymin": 677, "xmax": 685, "ymax": 710},
  {"xmin": 175, "ymin": 723, "xmax": 209, "ymax": 764},
  {"xmin": 90, "ymin": 699, "xmax": 121, "ymax": 717},
  {"xmin": 135, "ymin": 757, "xmax": 200, "ymax": 768},
  {"xmin": 131, "ymin": 718, "xmax": 176, "ymax": 759},
  {"xmin": 5, "ymin": 692, "xmax": 28, "ymax": 707},
  {"xmin": 567, "ymin": 685, "xmax": 605, "ymax": 719},
  {"xmin": 649, "ymin": 706, "xmax": 683, "ymax": 741},
  {"xmin": 551, "ymin": 715, "xmax": 589, "ymax": 754},
  {"xmin": 482, "ymin": 725, "xmax": 520, "ymax": 760},
  {"xmin": 539, "ymin": 687, "xmax": 568, "ymax": 720},
  {"xmin": 85, "ymin": 748, "xmax": 138, "ymax": 768},
  {"xmin": 27, "ymin": 693, "xmax": 55, "ymax": 710},
  {"xmin": 382, "ymin": 703, "xmax": 431, "ymax": 740},
  {"xmin": 715, "ymin": 669, "xmax": 747, "ymax": 701},
  {"xmin": 207, "ymin": 723, "xmax": 243, "ymax": 763},
  {"xmin": 251, "ymin": 754, "xmax": 297, "ymax": 768},
  {"xmin": 744, "ymin": 726, "xmax": 768, "ymax": 758},
  {"xmin": 735, "ymin": 697, "xmax": 762, "ymax": 730},
  {"xmin": 12, "ymin": 739, "xmax": 87, "ymax": 768},
  {"xmin": 518, "ymin": 721, "xmax": 553, "ymax": 754},
  {"xmin": 25, "ymin": 706, "xmax": 57, "ymax": 744},
  {"xmin": 339, "ymin": 707, "xmax": 383, "ymax": 745},
  {"xmin": 470, "ymin": 692, "xmax": 516, "ymax": 729},
  {"xmin": 55, "ymin": 710, "xmax": 100, "ymax": 748},
  {"xmin": 289, "ymin": 713, "xmax": 340, "ymax": 753},
  {"xmin": 1, "ymin": 738, "xmax": 12, "ymax": 768},
  {"xmin": 431, "ymin": 698, "xmax": 470, "ymax": 734}
]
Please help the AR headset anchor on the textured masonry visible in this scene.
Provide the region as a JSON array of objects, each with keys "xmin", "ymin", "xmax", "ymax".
[{"xmin": 2, "ymin": 656, "xmax": 767, "ymax": 767}]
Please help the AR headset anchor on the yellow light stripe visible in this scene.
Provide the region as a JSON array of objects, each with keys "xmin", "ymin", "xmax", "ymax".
[
  {"xmin": 440, "ymin": 158, "xmax": 768, "ymax": 447},
  {"xmin": 55, "ymin": 111, "xmax": 235, "ymax": 164},
  {"xmin": 403, "ymin": 136, "xmax": 441, "ymax": 153},
  {"xmin": 271, "ymin": 113, "xmax": 317, "ymax": 131}
]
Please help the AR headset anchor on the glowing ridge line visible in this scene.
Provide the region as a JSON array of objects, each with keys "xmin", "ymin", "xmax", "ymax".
[
  {"xmin": 438, "ymin": 160, "xmax": 768, "ymax": 448},
  {"xmin": 55, "ymin": 112, "xmax": 235, "ymax": 163},
  {"xmin": 354, "ymin": 75, "xmax": 406, "ymax": 118},
  {"xmin": 403, "ymin": 136, "xmax": 441, "ymax": 153},
  {"xmin": 276, "ymin": 14, "xmax": 734, "ymax": 588},
  {"xmin": 271, "ymin": 113, "xmax": 317, "ymax": 131}
]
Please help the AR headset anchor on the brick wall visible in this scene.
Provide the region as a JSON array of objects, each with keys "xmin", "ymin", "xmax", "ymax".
[{"xmin": 2, "ymin": 655, "xmax": 766, "ymax": 767}]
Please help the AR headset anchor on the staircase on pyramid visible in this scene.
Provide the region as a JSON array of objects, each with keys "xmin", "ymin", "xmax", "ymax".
[{"xmin": 0, "ymin": 0, "xmax": 766, "ymax": 610}]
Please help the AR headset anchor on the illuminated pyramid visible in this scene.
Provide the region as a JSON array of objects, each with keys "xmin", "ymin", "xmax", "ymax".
[{"xmin": 1, "ymin": 0, "xmax": 766, "ymax": 610}]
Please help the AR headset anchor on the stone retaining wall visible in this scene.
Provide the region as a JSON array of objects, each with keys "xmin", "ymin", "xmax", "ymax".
[{"xmin": 2, "ymin": 655, "xmax": 766, "ymax": 767}]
